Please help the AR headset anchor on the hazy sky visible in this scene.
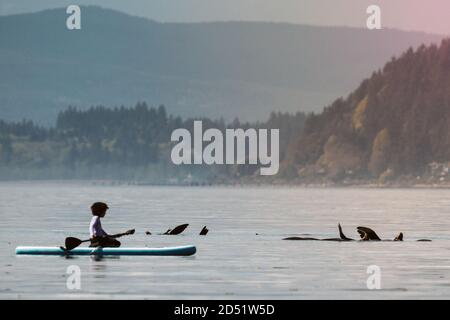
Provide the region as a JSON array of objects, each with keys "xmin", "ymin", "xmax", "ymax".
[{"xmin": 1, "ymin": 0, "xmax": 449, "ymax": 35}]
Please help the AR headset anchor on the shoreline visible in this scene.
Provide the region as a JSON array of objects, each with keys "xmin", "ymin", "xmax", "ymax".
[{"xmin": 1, "ymin": 178, "xmax": 450, "ymax": 189}]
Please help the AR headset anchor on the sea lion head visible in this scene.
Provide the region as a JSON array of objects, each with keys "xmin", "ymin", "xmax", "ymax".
[{"xmin": 394, "ymin": 232, "xmax": 403, "ymax": 241}]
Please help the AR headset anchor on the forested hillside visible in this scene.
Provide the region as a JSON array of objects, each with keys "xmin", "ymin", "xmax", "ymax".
[
  {"xmin": 286, "ymin": 39, "xmax": 450, "ymax": 185},
  {"xmin": 2, "ymin": 36, "xmax": 449, "ymax": 185},
  {"xmin": 0, "ymin": 104, "xmax": 305, "ymax": 182}
]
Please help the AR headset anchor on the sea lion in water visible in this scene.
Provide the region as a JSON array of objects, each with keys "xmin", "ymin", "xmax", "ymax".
[
  {"xmin": 283, "ymin": 223, "xmax": 355, "ymax": 241},
  {"xmin": 356, "ymin": 228, "xmax": 405, "ymax": 241},
  {"xmin": 283, "ymin": 224, "xmax": 430, "ymax": 241},
  {"xmin": 283, "ymin": 223, "xmax": 349, "ymax": 241}
]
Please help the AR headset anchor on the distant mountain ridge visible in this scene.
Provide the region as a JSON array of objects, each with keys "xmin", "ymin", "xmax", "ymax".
[{"xmin": 0, "ymin": 6, "xmax": 445, "ymax": 123}]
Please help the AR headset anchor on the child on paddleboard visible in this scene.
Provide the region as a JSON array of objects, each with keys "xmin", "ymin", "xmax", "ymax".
[{"xmin": 89, "ymin": 202, "xmax": 122, "ymax": 247}]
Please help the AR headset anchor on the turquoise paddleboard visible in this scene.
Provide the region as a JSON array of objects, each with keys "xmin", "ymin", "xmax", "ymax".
[{"xmin": 16, "ymin": 245, "xmax": 196, "ymax": 256}]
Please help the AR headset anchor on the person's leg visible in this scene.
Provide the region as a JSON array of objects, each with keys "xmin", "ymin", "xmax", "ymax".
[
  {"xmin": 89, "ymin": 238, "xmax": 100, "ymax": 247},
  {"xmin": 101, "ymin": 237, "xmax": 121, "ymax": 247},
  {"xmin": 89, "ymin": 237, "xmax": 121, "ymax": 247}
]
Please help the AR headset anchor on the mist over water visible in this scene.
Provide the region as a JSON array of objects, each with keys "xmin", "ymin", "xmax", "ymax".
[{"xmin": 1, "ymin": 182, "xmax": 450, "ymax": 299}]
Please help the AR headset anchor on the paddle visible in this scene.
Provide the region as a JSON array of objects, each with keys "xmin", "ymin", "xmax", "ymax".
[{"xmin": 64, "ymin": 229, "xmax": 135, "ymax": 251}]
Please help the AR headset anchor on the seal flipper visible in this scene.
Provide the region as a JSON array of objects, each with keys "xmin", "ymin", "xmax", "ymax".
[
  {"xmin": 357, "ymin": 226, "xmax": 381, "ymax": 241},
  {"xmin": 168, "ymin": 224, "xmax": 189, "ymax": 235},
  {"xmin": 357, "ymin": 229, "xmax": 366, "ymax": 239},
  {"xmin": 199, "ymin": 226, "xmax": 209, "ymax": 235},
  {"xmin": 357, "ymin": 230, "xmax": 370, "ymax": 241},
  {"xmin": 338, "ymin": 223, "xmax": 353, "ymax": 241}
]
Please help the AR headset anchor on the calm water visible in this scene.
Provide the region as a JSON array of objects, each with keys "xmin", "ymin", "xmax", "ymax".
[{"xmin": 1, "ymin": 181, "xmax": 450, "ymax": 299}]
